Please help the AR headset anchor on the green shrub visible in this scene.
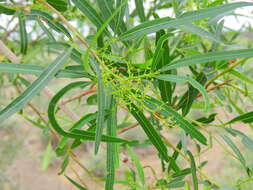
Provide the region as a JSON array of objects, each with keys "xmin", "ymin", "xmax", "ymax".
[{"xmin": 1, "ymin": 0, "xmax": 253, "ymax": 189}]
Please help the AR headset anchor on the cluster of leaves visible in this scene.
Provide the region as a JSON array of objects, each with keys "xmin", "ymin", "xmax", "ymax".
[{"xmin": 1, "ymin": 0, "xmax": 253, "ymax": 189}]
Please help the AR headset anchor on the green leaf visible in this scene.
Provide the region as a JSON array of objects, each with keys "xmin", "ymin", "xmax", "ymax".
[
  {"xmin": 41, "ymin": 142, "xmax": 53, "ymax": 170},
  {"xmin": 151, "ymin": 33, "xmax": 171, "ymax": 71},
  {"xmin": 0, "ymin": 49, "xmax": 71, "ymax": 122},
  {"xmin": 153, "ymin": 33, "xmax": 173, "ymax": 105},
  {"xmin": 97, "ymin": 0, "xmax": 127, "ymax": 35},
  {"xmin": 144, "ymin": 97, "xmax": 207, "ymax": 145},
  {"xmin": 71, "ymin": 0, "xmax": 108, "ymax": 35},
  {"xmin": 127, "ymin": 146, "xmax": 145, "ymax": 186},
  {"xmin": 47, "ymin": 0, "xmax": 68, "ymax": 12},
  {"xmin": 129, "ymin": 103, "xmax": 169, "ymax": 162},
  {"xmin": 18, "ymin": 11, "xmax": 28, "ymax": 54},
  {"xmin": 28, "ymin": 9, "xmax": 72, "ymax": 39},
  {"xmin": 46, "ymin": 42, "xmax": 83, "ymax": 65},
  {"xmin": 120, "ymin": 2, "xmax": 253, "ymax": 40},
  {"xmin": 168, "ymin": 142, "xmax": 182, "ymax": 173},
  {"xmin": 48, "ymin": 81, "xmax": 129, "ymax": 143},
  {"xmin": 58, "ymin": 156, "xmax": 69, "ymax": 175},
  {"xmin": 221, "ymin": 135, "xmax": 246, "ymax": 167},
  {"xmin": 225, "ymin": 128, "xmax": 253, "ymax": 153},
  {"xmin": 56, "ymin": 113, "xmax": 97, "ymax": 154},
  {"xmin": 177, "ymin": 72, "xmax": 207, "ymax": 116},
  {"xmin": 105, "ymin": 93, "xmax": 118, "ymax": 190},
  {"xmin": 91, "ymin": 63, "xmax": 106, "ymax": 154},
  {"xmin": 227, "ymin": 111, "xmax": 253, "ymax": 124},
  {"xmin": 230, "ymin": 69, "xmax": 253, "ymax": 85},
  {"xmin": 160, "ymin": 48, "xmax": 253, "ymax": 72},
  {"xmin": 155, "ymin": 74, "xmax": 210, "ymax": 111},
  {"xmin": 65, "ymin": 175, "xmax": 88, "ymax": 190},
  {"xmin": 187, "ymin": 151, "xmax": 198, "ymax": 190},
  {"xmin": 134, "ymin": 0, "xmax": 146, "ymax": 22},
  {"xmin": 172, "ymin": 168, "xmax": 191, "ymax": 178},
  {"xmin": 37, "ymin": 17, "xmax": 56, "ymax": 41},
  {"xmin": 0, "ymin": 4, "xmax": 15, "ymax": 15},
  {"xmin": 178, "ymin": 24, "xmax": 222, "ymax": 43},
  {"xmin": 0, "ymin": 62, "xmax": 92, "ymax": 79}
]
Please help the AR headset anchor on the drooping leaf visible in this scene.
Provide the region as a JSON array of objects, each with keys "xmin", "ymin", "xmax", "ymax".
[
  {"xmin": 18, "ymin": 11, "xmax": 28, "ymax": 54},
  {"xmin": 187, "ymin": 151, "xmax": 198, "ymax": 190},
  {"xmin": 91, "ymin": 62, "xmax": 106, "ymax": 154},
  {"xmin": 160, "ymin": 48, "xmax": 253, "ymax": 72},
  {"xmin": 129, "ymin": 103, "xmax": 169, "ymax": 162},
  {"xmin": 58, "ymin": 156, "xmax": 69, "ymax": 175},
  {"xmin": 144, "ymin": 97, "xmax": 207, "ymax": 145},
  {"xmin": 227, "ymin": 111, "xmax": 253, "ymax": 124},
  {"xmin": 71, "ymin": 0, "xmax": 109, "ymax": 35},
  {"xmin": 221, "ymin": 135, "xmax": 246, "ymax": 167},
  {"xmin": 48, "ymin": 81, "xmax": 129, "ymax": 143},
  {"xmin": 56, "ymin": 113, "xmax": 97, "ymax": 155},
  {"xmin": 120, "ymin": 2, "xmax": 253, "ymax": 40},
  {"xmin": 134, "ymin": 0, "xmax": 146, "ymax": 22},
  {"xmin": 128, "ymin": 146, "xmax": 145, "ymax": 185},
  {"xmin": 230, "ymin": 69, "xmax": 253, "ymax": 85},
  {"xmin": 168, "ymin": 141, "xmax": 182, "ymax": 173},
  {"xmin": 28, "ymin": 9, "xmax": 72, "ymax": 39},
  {"xmin": 105, "ymin": 93, "xmax": 118, "ymax": 190},
  {"xmin": 155, "ymin": 74, "xmax": 210, "ymax": 111},
  {"xmin": 97, "ymin": 0, "xmax": 127, "ymax": 35},
  {"xmin": 177, "ymin": 72, "xmax": 207, "ymax": 116},
  {"xmin": 65, "ymin": 175, "xmax": 88, "ymax": 190},
  {"xmin": 0, "ymin": 62, "xmax": 92, "ymax": 79},
  {"xmin": 225, "ymin": 128, "xmax": 253, "ymax": 153},
  {"xmin": 0, "ymin": 49, "xmax": 72, "ymax": 122},
  {"xmin": 37, "ymin": 17, "xmax": 56, "ymax": 41},
  {"xmin": 41, "ymin": 141, "xmax": 53, "ymax": 170}
]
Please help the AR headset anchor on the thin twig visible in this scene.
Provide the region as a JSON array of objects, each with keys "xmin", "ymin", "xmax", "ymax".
[
  {"xmin": 61, "ymin": 88, "xmax": 97, "ymax": 105},
  {"xmin": 197, "ymin": 80, "xmax": 233, "ymax": 98},
  {"xmin": 205, "ymin": 58, "xmax": 249, "ymax": 88}
]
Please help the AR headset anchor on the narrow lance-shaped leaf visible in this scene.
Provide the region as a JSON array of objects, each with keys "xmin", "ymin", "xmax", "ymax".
[
  {"xmin": 41, "ymin": 142, "xmax": 53, "ymax": 170},
  {"xmin": 91, "ymin": 63, "xmax": 106, "ymax": 154},
  {"xmin": 120, "ymin": 2, "xmax": 253, "ymax": 40},
  {"xmin": 144, "ymin": 96, "xmax": 207, "ymax": 145},
  {"xmin": 155, "ymin": 74, "xmax": 210, "ymax": 111},
  {"xmin": 97, "ymin": 0, "xmax": 127, "ymax": 35},
  {"xmin": 134, "ymin": 0, "xmax": 146, "ymax": 22},
  {"xmin": 0, "ymin": 49, "xmax": 71, "ymax": 122},
  {"xmin": 56, "ymin": 113, "xmax": 97, "ymax": 153},
  {"xmin": 227, "ymin": 111, "xmax": 253, "ymax": 124},
  {"xmin": 18, "ymin": 11, "xmax": 28, "ymax": 54},
  {"xmin": 37, "ymin": 17, "xmax": 56, "ymax": 41},
  {"xmin": 48, "ymin": 81, "xmax": 129, "ymax": 143},
  {"xmin": 187, "ymin": 151, "xmax": 198, "ymax": 190},
  {"xmin": 230, "ymin": 69, "xmax": 253, "ymax": 85},
  {"xmin": 28, "ymin": 9, "xmax": 72, "ymax": 39},
  {"xmin": 58, "ymin": 156, "xmax": 69, "ymax": 175},
  {"xmin": 160, "ymin": 48, "xmax": 253, "ymax": 72},
  {"xmin": 0, "ymin": 62, "xmax": 91, "ymax": 79},
  {"xmin": 0, "ymin": 4, "xmax": 16, "ymax": 15},
  {"xmin": 221, "ymin": 135, "xmax": 246, "ymax": 167},
  {"xmin": 65, "ymin": 175, "xmax": 88, "ymax": 190},
  {"xmin": 225, "ymin": 128, "xmax": 253, "ymax": 153},
  {"xmin": 127, "ymin": 146, "xmax": 145, "ymax": 186},
  {"xmin": 105, "ymin": 93, "xmax": 118, "ymax": 190},
  {"xmin": 129, "ymin": 103, "xmax": 169, "ymax": 162},
  {"xmin": 71, "ymin": 0, "xmax": 110, "ymax": 36},
  {"xmin": 177, "ymin": 72, "xmax": 207, "ymax": 116}
]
